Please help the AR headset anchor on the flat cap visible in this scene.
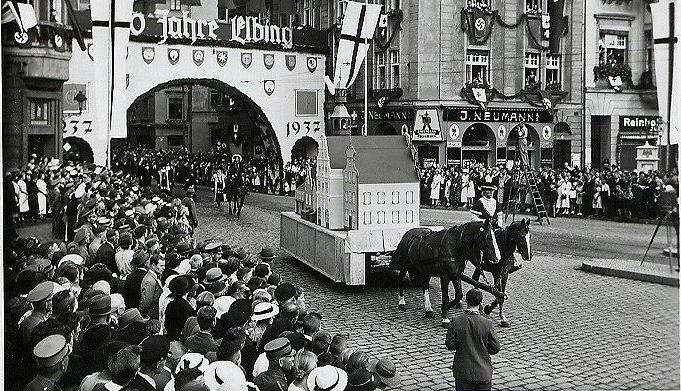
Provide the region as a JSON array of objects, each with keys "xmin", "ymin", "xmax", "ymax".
[
  {"xmin": 204, "ymin": 242, "xmax": 222, "ymax": 253},
  {"xmin": 33, "ymin": 334, "xmax": 69, "ymax": 367},
  {"xmin": 27, "ymin": 281, "xmax": 54, "ymax": 303},
  {"xmin": 140, "ymin": 335, "xmax": 170, "ymax": 363},
  {"xmin": 264, "ymin": 337, "xmax": 292, "ymax": 359}
]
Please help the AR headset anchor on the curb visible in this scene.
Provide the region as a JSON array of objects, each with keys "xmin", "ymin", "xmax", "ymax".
[{"xmin": 581, "ymin": 260, "xmax": 679, "ymax": 287}]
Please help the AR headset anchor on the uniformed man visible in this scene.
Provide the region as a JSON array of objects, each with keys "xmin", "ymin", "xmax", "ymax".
[
  {"xmin": 253, "ymin": 337, "xmax": 296, "ymax": 391},
  {"xmin": 24, "ymin": 334, "xmax": 71, "ymax": 391},
  {"xmin": 470, "ymin": 182, "xmax": 501, "ymax": 229},
  {"xmin": 212, "ymin": 167, "xmax": 226, "ymax": 208},
  {"xmin": 21, "ymin": 281, "xmax": 54, "ymax": 350},
  {"xmin": 204, "ymin": 241, "xmax": 223, "ymax": 262}
]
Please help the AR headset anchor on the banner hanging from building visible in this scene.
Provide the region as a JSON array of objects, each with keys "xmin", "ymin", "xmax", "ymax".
[
  {"xmin": 324, "ymin": 1, "xmax": 382, "ymax": 94},
  {"xmin": 651, "ymin": 0, "xmax": 680, "ymax": 145},
  {"xmin": 547, "ymin": 0, "xmax": 566, "ymax": 54}
]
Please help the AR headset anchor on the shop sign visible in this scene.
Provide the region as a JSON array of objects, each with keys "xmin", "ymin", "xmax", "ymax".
[
  {"xmin": 367, "ymin": 109, "xmax": 414, "ymax": 121},
  {"xmin": 619, "ymin": 116, "xmax": 659, "ymax": 133},
  {"xmin": 443, "ymin": 107, "xmax": 553, "ymax": 123},
  {"xmin": 412, "ymin": 109, "xmax": 442, "ymax": 141}
]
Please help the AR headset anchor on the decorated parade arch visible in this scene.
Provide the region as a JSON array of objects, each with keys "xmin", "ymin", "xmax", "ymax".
[{"xmin": 63, "ymin": 10, "xmax": 328, "ymax": 166}]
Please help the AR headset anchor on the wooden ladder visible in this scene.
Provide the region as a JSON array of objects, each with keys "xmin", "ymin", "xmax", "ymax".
[{"xmin": 504, "ymin": 156, "xmax": 551, "ymax": 225}]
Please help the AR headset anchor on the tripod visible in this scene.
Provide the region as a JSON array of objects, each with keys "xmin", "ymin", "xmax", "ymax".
[{"xmin": 641, "ymin": 207, "xmax": 679, "ymax": 272}]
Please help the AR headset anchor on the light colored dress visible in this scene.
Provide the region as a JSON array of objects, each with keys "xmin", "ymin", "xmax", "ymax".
[
  {"xmin": 460, "ymin": 174, "xmax": 469, "ymax": 203},
  {"xmin": 18, "ymin": 179, "xmax": 29, "ymax": 213},
  {"xmin": 556, "ymin": 179, "xmax": 571, "ymax": 209},
  {"xmin": 430, "ymin": 173, "xmax": 443, "ymax": 200},
  {"xmin": 36, "ymin": 178, "xmax": 47, "ymax": 215}
]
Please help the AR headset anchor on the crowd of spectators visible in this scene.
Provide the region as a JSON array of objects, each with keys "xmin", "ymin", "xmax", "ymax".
[
  {"xmin": 4, "ymin": 153, "xmax": 402, "ymax": 391},
  {"xmin": 419, "ymin": 162, "xmax": 679, "ymax": 221}
]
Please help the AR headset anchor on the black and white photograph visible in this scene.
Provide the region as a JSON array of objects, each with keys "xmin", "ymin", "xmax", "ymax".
[{"xmin": 1, "ymin": 0, "xmax": 679, "ymax": 389}]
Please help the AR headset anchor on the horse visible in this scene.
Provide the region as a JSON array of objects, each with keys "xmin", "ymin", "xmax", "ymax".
[
  {"xmin": 470, "ymin": 218, "xmax": 532, "ymax": 327},
  {"xmin": 226, "ymin": 170, "xmax": 247, "ymax": 217},
  {"xmin": 391, "ymin": 220, "xmax": 503, "ymax": 326}
]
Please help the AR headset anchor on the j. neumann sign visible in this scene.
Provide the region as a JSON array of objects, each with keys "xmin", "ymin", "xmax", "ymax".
[{"xmin": 130, "ymin": 11, "xmax": 294, "ymax": 47}]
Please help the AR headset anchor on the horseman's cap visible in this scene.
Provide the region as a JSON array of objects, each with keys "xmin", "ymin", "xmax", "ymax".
[{"xmin": 480, "ymin": 182, "xmax": 497, "ymax": 191}]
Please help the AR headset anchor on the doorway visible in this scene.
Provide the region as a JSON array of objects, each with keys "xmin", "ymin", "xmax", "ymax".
[{"xmin": 591, "ymin": 115, "xmax": 611, "ymax": 167}]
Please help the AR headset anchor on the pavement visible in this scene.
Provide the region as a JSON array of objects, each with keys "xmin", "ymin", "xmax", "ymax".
[
  {"xmin": 15, "ymin": 189, "xmax": 680, "ymax": 389},
  {"xmin": 193, "ymin": 191, "xmax": 679, "ymax": 390},
  {"xmin": 581, "ymin": 259, "xmax": 679, "ymax": 287}
]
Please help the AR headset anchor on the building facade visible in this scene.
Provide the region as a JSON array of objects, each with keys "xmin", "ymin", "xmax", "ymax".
[
  {"xmin": 584, "ymin": 0, "xmax": 663, "ymax": 170},
  {"xmin": 319, "ymin": 0, "xmax": 586, "ymax": 169}
]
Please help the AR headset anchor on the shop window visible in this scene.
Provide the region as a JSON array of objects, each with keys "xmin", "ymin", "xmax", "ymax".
[
  {"xmin": 363, "ymin": 211, "xmax": 371, "ymax": 224},
  {"xmin": 465, "ymin": 51, "xmax": 489, "ymax": 84},
  {"xmin": 599, "ymin": 33, "xmax": 628, "ymax": 65},
  {"xmin": 377, "ymin": 191, "xmax": 385, "ymax": 204},
  {"xmin": 524, "ymin": 53, "xmax": 540, "ymax": 87},
  {"xmin": 390, "ymin": 50, "xmax": 400, "ymax": 88},
  {"xmin": 377, "ymin": 211, "xmax": 386, "ymax": 224},
  {"xmin": 375, "ymin": 52, "xmax": 386, "ymax": 89},
  {"xmin": 406, "ymin": 210, "xmax": 414, "ymax": 223},
  {"xmin": 406, "ymin": 191, "xmax": 414, "ymax": 204},
  {"xmin": 363, "ymin": 192, "xmax": 371, "ymax": 205},
  {"xmin": 392, "ymin": 210, "xmax": 400, "ymax": 223},
  {"xmin": 168, "ymin": 97, "xmax": 183, "ymax": 121},
  {"xmin": 545, "ymin": 55, "xmax": 561, "ymax": 87}
]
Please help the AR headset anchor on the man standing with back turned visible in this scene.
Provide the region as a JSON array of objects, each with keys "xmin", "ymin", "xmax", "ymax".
[{"xmin": 445, "ymin": 288, "xmax": 500, "ymax": 391}]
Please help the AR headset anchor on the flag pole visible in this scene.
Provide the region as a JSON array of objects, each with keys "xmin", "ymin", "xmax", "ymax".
[{"xmin": 363, "ymin": 0, "xmax": 368, "ymax": 137}]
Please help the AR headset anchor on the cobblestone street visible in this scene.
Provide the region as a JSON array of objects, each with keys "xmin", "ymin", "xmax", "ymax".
[{"xmin": 194, "ymin": 192, "xmax": 680, "ymax": 390}]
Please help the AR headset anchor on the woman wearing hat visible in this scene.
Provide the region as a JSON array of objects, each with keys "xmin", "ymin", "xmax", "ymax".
[{"xmin": 164, "ymin": 276, "xmax": 197, "ymax": 341}]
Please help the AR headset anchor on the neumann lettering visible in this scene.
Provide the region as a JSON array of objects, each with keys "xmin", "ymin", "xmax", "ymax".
[
  {"xmin": 157, "ymin": 10, "xmax": 218, "ymax": 45},
  {"xmin": 231, "ymin": 15, "xmax": 293, "ymax": 48}
]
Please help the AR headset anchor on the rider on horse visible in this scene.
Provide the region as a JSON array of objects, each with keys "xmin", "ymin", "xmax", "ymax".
[{"xmin": 471, "ymin": 182, "xmax": 501, "ymax": 230}]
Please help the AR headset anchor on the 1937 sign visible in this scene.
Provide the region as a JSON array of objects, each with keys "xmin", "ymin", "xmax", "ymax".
[{"xmin": 286, "ymin": 121, "xmax": 321, "ymax": 137}]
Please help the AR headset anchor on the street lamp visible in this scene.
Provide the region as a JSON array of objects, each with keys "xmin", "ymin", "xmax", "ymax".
[
  {"xmin": 330, "ymin": 88, "xmax": 351, "ymax": 134},
  {"xmin": 74, "ymin": 90, "xmax": 87, "ymax": 114}
]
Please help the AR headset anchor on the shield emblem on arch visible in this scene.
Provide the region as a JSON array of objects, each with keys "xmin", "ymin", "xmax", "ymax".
[
  {"xmin": 263, "ymin": 53, "xmax": 274, "ymax": 70},
  {"xmin": 192, "ymin": 49, "xmax": 204, "ymax": 66},
  {"xmin": 264, "ymin": 80, "xmax": 275, "ymax": 96},
  {"xmin": 216, "ymin": 51, "xmax": 228, "ymax": 67},
  {"xmin": 306, "ymin": 57, "xmax": 317, "ymax": 73},
  {"xmin": 142, "ymin": 47, "xmax": 155, "ymax": 64},
  {"xmin": 241, "ymin": 52, "xmax": 252, "ymax": 69},
  {"xmin": 285, "ymin": 55, "xmax": 296, "ymax": 71},
  {"xmin": 168, "ymin": 48, "xmax": 180, "ymax": 65}
]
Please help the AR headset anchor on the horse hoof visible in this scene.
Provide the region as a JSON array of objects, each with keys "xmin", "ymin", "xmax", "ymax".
[
  {"xmin": 483, "ymin": 305, "xmax": 493, "ymax": 315},
  {"xmin": 397, "ymin": 304, "xmax": 406, "ymax": 311},
  {"xmin": 425, "ymin": 311, "xmax": 434, "ymax": 318},
  {"xmin": 500, "ymin": 320, "xmax": 510, "ymax": 328},
  {"xmin": 441, "ymin": 318, "xmax": 451, "ymax": 327}
]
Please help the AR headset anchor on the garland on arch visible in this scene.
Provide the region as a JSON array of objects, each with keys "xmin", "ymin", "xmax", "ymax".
[{"xmin": 460, "ymin": 81, "xmax": 568, "ymax": 116}]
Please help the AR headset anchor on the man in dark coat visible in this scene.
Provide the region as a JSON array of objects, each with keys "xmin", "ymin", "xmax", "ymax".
[
  {"xmin": 445, "ymin": 288, "xmax": 500, "ymax": 391},
  {"xmin": 123, "ymin": 250, "xmax": 150, "ymax": 309}
]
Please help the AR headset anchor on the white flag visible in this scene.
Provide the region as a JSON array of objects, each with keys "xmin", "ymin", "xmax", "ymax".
[
  {"xmin": 111, "ymin": 0, "xmax": 134, "ymax": 139},
  {"xmin": 1, "ymin": 2, "xmax": 37, "ymax": 30},
  {"xmin": 324, "ymin": 1, "xmax": 382, "ymax": 94},
  {"xmin": 651, "ymin": 0, "xmax": 680, "ymax": 145}
]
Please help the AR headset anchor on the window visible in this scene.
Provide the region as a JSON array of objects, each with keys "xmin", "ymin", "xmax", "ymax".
[
  {"xmin": 380, "ymin": 0, "xmax": 400, "ymax": 11},
  {"xmin": 391, "ymin": 191, "xmax": 400, "ymax": 204},
  {"xmin": 599, "ymin": 32, "xmax": 628, "ymax": 65},
  {"xmin": 377, "ymin": 211, "xmax": 386, "ymax": 224},
  {"xmin": 525, "ymin": 0, "xmax": 540, "ymax": 13},
  {"xmin": 30, "ymin": 100, "xmax": 49, "ymax": 126},
  {"xmin": 389, "ymin": 50, "xmax": 400, "ymax": 88},
  {"xmin": 375, "ymin": 52, "xmax": 386, "ymax": 89},
  {"xmin": 391, "ymin": 210, "xmax": 400, "ymax": 223},
  {"xmin": 545, "ymin": 55, "xmax": 561, "ymax": 86},
  {"xmin": 363, "ymin": 192, "xmax": 371, "ymax": 205},
  {"xmin": 168, "ymin": 97, "xmax": 183, "ymax": 121},
  {"xmin": 645, "ymin": 30, "xmax": 654, "ymax": 72},
  {"xmin": 377, "ymin": 192, "xmax": 385, "ymax": 204},
  {"xmin": 210, "ymin": 91, "xmax": 219, "ymax": 111},
  {"xmin": 170, "ymin": 0, "xmax": 181, "ymax": 11},
  {"xmin": 303, "ymin": 0, "xmax": 314, "ymax": 27},
  {"xmin": 363, "ymin": 211, "xmax": 371, "ymax": 224},
  {"xmin": 406, "ymin": 210, "xmax": 414, "ymax": 223},
  {"xmin": 524, "ymin": 53, "xmax": 540, "ymax": 87},
  {"xmin": 465, "ymin": 51, "xmax": 489, "ymax": 84},
  {"xmin": 406, "ymin": 191, "xmax": 414, "ymax": 204},
  {"xmin": 168, "ymin": 135, "xmax": 184, "ymax": 147}
]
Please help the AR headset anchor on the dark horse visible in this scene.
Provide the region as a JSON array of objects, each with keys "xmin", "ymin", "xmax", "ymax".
[
  {"xmin": 391, "ymin": 220, "xmax": 503, "ymax": 326},
  {"xmin": 471, "ymin": 219, "xmax": 532, "ymax": 327},
  {"xmin": 226, "ymin": 169, "xmax": 247, "ymax": 217}
]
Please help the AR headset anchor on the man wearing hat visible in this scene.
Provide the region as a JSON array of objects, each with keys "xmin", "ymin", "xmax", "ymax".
[
  {"xmin": 258, "ymin": 246, "xmax": 276, "ymax": 262},
  {"xmin": 123, "ymin": 250, "xmax": 151, "ymax": 309},
  {"xmin": 368, "ymin": 358, "xmax": 401, "ymax": 389},
  {"xmin": 254, "ymin": 337, "xmax": 296, "ymax": 391},
  {"xmin": 127, "ymin": 335, "xmax": 170, "ymax": 391},
  {"xmin": 445, "ymin": 288, "xmax": 500, "ymax": 391},
  {"xmin": 471, "ymin": 182, "xmax": 501, "ymax": 229},
  {"xmin": 24, "ymin": 335, "xmax": 71, "ymax": 391},
  {"xmin": 21, "ymin": 281, "xmax": 54, "ymax": 349}
]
